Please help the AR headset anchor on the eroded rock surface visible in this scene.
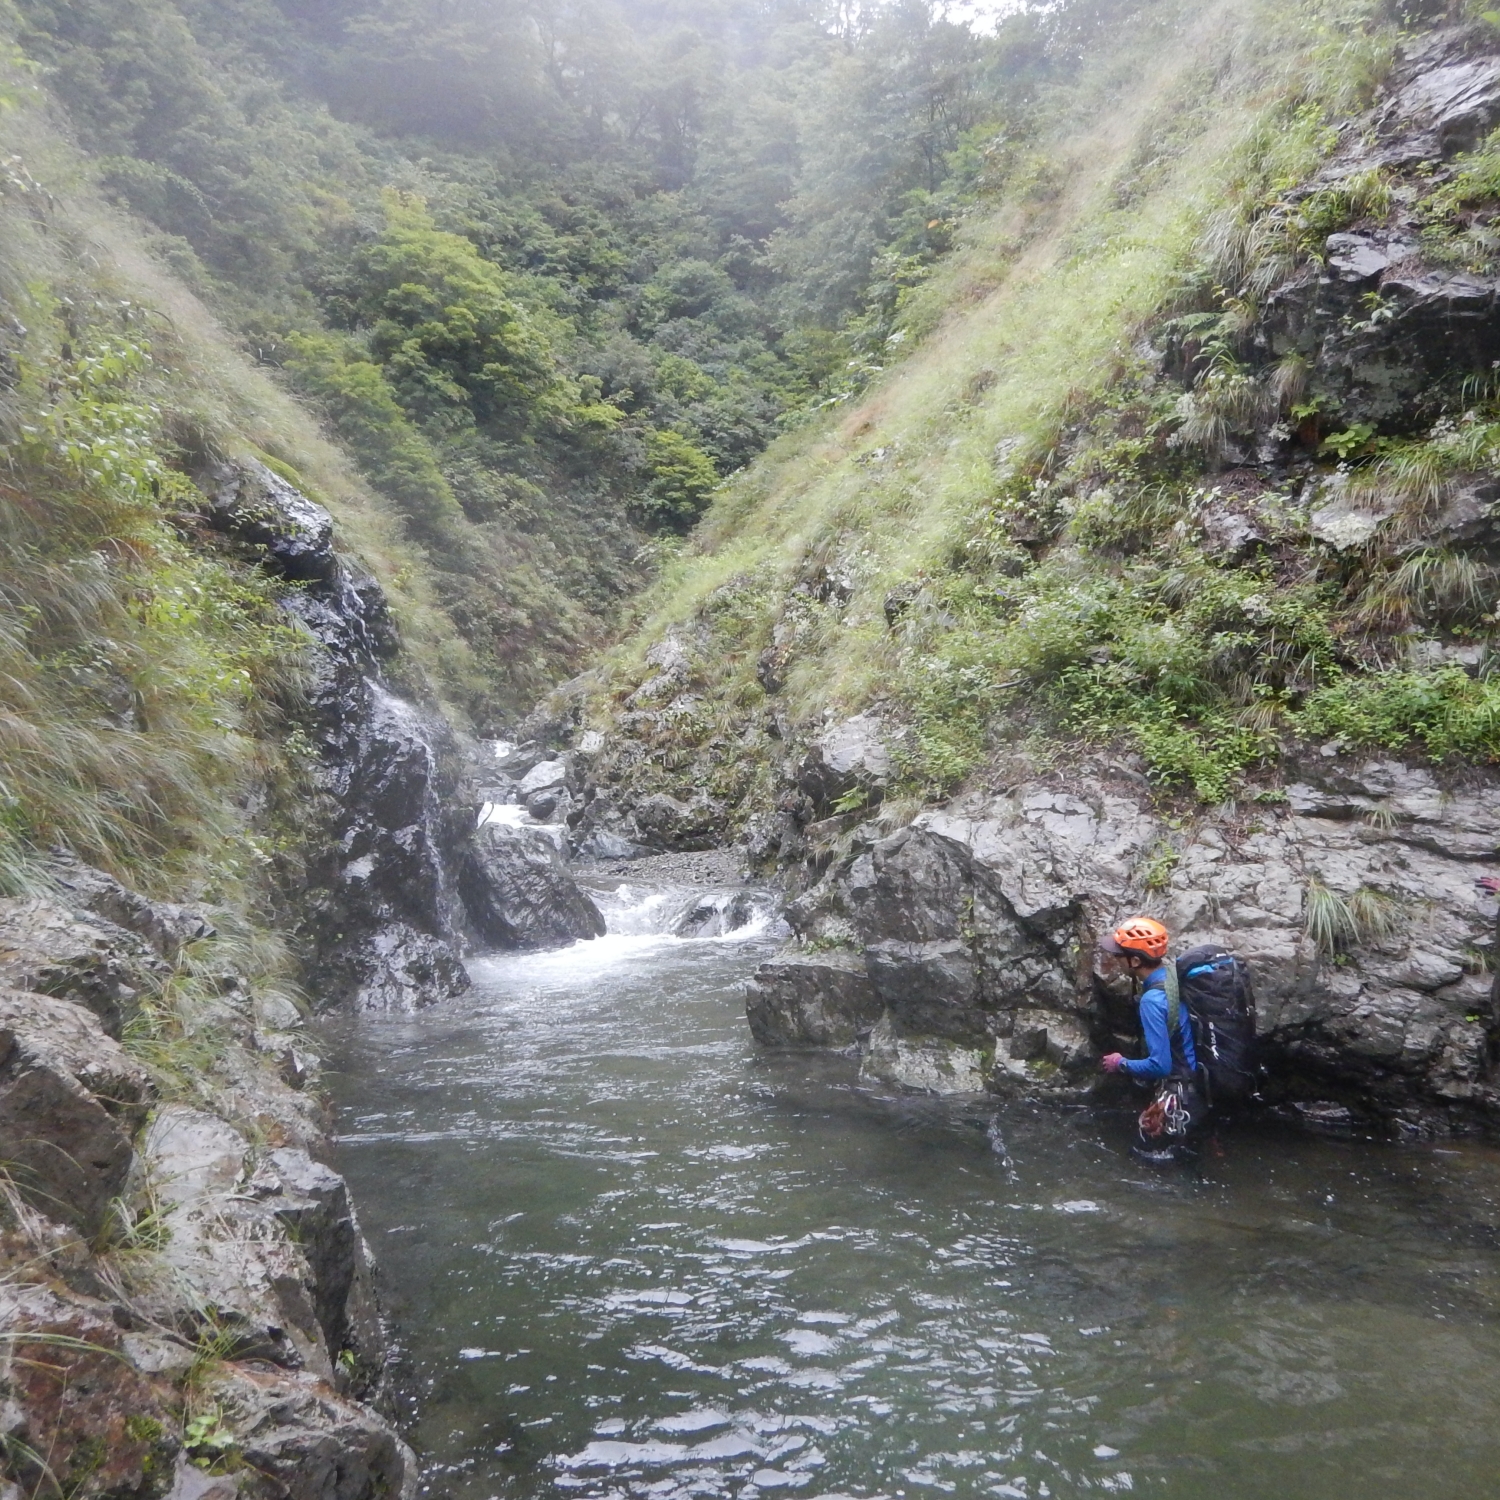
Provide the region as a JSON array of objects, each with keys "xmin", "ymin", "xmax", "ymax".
[
  {"xmin": 0, "ymin": 987, "xmax": 155, "ymax": 1232},
  {"xmin": 46, "ymin": 852, "xmax": 215, "ymax": 957},
  {"xmin": 0, "ymin": 897, "xmax": 167, "ymax": 1037},
  {"xmin": 0, "ymin": 1284, "xmax": 179, "ymax": 1500},
  {"xmin": 765, "ymin": 757, "xmax": 1500, "ymax": 1125},
  {"xmin": 0, "ymin": 863, "xmax": 408, "ymax": 1496},
  {"xmin": 210, "ymin": 1365, "xmax": 416, "ymax": 1500}
]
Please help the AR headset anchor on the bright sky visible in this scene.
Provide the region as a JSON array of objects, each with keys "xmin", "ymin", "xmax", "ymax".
[{"xmin": 938, "ymin": 0, "xmax": 1031, "ymax": 32}]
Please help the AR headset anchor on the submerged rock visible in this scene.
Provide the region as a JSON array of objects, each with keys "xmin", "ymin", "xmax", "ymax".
[
  {"xmin": 859, "ymin": 1016, "xmax": 990, "ymax": 1096},
  {"xmin": 461, "ymin": 822, "xmax": 606, "ymax": 950},
  {"xmin": 671, "ymin": 889, "xmax": 756, "ymax": 938}
]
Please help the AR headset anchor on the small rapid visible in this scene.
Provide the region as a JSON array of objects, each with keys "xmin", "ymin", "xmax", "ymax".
[{"xmin": 319, "ymin": 870, "xmax": 1500, "ymax": 1500}]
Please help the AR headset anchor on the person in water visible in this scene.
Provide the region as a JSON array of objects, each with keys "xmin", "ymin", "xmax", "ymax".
[{"xmin": 1096, "ymin": 916, "xmax": 1202, "ymax": 1162}]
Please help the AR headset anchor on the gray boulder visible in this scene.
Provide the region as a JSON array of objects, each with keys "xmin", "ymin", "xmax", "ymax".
[
  {"xmin": 0, "ymin": 988, "xmax": 156, "ymax": 1233},
  {"xmin": 210, "ymin": 1365, "xmax": 415, "ymax": 1500},
  {"xmin": 460, "ymin": 823, "xmax": 605, "ymax": 950},
  {"xmin": 493, "ymin": 740, "xmax": 546, "ymax": 778},
  {"xmin": 630, "ymin": 792, "xmax": 726, "ymax": 850},
  {"xmin": 745, "ymin": 955, "xmax": 881, "ymax": 1047},
  {"xmin": 138, "ymin": 1107, "xmax": 332, "ymax": 1374},
  {"xmin": 796, "ymin": 713, "xmax": 893, "ymax": 816},
  {"xmin": 46, "ymin": 852, "xmax": 215, "ymax": 957},
  {"xmin": 0, "ymin": 896, "xmax": 168, "ymax": 1037}
]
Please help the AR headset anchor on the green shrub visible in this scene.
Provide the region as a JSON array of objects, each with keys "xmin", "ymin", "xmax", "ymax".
[
  {"xmin": 1298, "ymin": 667, "xmax": 1500, "ymax": 761},
  {"xmin": 639, "ymin": 430, "xmax": 721, "ymax": 532}
]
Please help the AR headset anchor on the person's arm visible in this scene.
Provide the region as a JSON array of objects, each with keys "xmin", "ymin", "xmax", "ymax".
[{"xmin": 1120, "ymin": 989, "xmax": 1172, "ymax": 1078}]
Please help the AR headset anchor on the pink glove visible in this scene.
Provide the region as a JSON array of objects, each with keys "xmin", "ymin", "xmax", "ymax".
[
  {"xmin": 1477, "ymin": 876, "xmax": 1500, "ymax": 895},
  {"xmin": 1101, "ymin": 1053, "xmax": 1125, "ymax": 1074}
]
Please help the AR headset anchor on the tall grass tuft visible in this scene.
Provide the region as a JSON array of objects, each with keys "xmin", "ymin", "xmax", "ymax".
[{"xmin": 1304, "ymin": 877, "xmax": 1405, "ymax": 957}]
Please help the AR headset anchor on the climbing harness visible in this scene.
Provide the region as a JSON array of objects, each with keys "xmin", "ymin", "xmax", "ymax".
[{"xmin": 1138, "ymin": 1081, "xmax": 1194, "ymax": 1139}]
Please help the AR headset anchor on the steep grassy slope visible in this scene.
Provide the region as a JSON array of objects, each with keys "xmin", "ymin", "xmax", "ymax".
[
  {"xmin": 0, "ymin": 56, "xmax": 473, "ymax": 942},
  {"xmin": 579, "ymin": 0, "xmax": 1500, "ymax": 835},
  {"xmin": 8, "ymin": 0, "xmax": 1206, "ymax": 724}
]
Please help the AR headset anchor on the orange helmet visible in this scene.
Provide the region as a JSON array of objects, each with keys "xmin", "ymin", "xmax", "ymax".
[{"xmin": 1101, "ymin": 916, "xmax": 1169, "ymax": 961}]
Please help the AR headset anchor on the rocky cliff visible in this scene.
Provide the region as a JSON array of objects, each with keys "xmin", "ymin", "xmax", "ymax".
[
  {"xmin": 748, "ymin": 744, "xmax": 1500, "ymax": 1131},
  {"xmin": 202, "ymin": 459, "xmax": 474, "ymax": 1014},
  {"xmin": 0, "ymin": 458, "xmax": 619, "ymax": 1500},
  {"xmin": 202, "ymin": 459, "xmax": 606, "ymax": 1006},
  {"xmin": 554, "ymin": 16, "xmax": 1500, "ymax": 1135},
  {"xmin": 0, "ymin": 863, "xmax": 414, "ymax": 1500}
]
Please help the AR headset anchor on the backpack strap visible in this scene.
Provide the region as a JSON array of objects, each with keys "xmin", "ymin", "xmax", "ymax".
[{"xmin": 1162, "ymin": 961, "xmax": 1181, "ymax": 1039}]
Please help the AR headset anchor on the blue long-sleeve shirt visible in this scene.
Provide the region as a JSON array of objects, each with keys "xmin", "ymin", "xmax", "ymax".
[{"xmin": 1121, "ymin": 964, "xmax": 1198, "ymax": 1080}]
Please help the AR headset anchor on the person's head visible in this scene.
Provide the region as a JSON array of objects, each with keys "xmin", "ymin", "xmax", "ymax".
[{"xmin": 1097, "ymin": 916, "xmax": 1169, "ymax": 979}]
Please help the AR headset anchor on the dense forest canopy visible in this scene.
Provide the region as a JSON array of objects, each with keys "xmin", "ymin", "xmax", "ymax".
[{"xmin": 9, "ymin": 0, "xmax": 1160, "ymax": 721}]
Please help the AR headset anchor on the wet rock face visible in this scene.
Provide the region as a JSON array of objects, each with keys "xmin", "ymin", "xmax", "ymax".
[
  {"xmin": 0, "ymin": 987, "xmax": 156, "ymax": 1233},
  {"xmin": 461, "ymin": 823, "xmax": 606, "ymax": 950},
  {"xmin": 208, "ymin": 461, "xmax": 338, "ymax": 583},
  {"xmin": 205, "ymin": 460, "xmax": 471, "ymax": 1013},
  {"xmin": 303, "ymin": 681, "xmax": 472, "ymax": 1012},
  {"xmin": 744, "ymin": 955, "xmax": 881, "ymax": 1047},
  {"xmin": 768, "ymin": 758, "xmax": 1500, "ymax": 1123}
]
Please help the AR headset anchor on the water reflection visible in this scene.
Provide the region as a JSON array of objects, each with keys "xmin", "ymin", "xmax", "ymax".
[{"xmin": 320, "ymin": 883, "xmax": 1500, "ymax": 1500}]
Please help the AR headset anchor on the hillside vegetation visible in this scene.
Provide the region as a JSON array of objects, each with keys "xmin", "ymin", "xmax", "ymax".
[
  {"xmin": 8, "ymin": 0, "xmax": 1187, "ymax": 721},
  {"xmin": 579, "ymin": 0, "xmax": 1500, "ymax": 834},
  {"xmin": 0, "ymin": 0, "xmax": 1187, "ymax": 1004}
]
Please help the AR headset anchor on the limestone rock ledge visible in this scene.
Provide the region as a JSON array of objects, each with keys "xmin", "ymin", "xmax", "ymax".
[
  {"xmin": 751, "ymin": 755, "xmax": 1500, "ymax": 1131},
  {"xmin": 0, "ymin": 870, "xmax": 415, "ymax": 1500}
]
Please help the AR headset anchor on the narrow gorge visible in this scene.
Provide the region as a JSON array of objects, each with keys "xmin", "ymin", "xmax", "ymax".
[{"xmin": 5, "ymin": 1, "xmax": 1500, "ymax": 1498}]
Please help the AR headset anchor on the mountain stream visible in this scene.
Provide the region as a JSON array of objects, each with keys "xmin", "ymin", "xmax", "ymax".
[{"xmin": 320, "ymin": 870, "xmax": 1500, "ymax": 1500}]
